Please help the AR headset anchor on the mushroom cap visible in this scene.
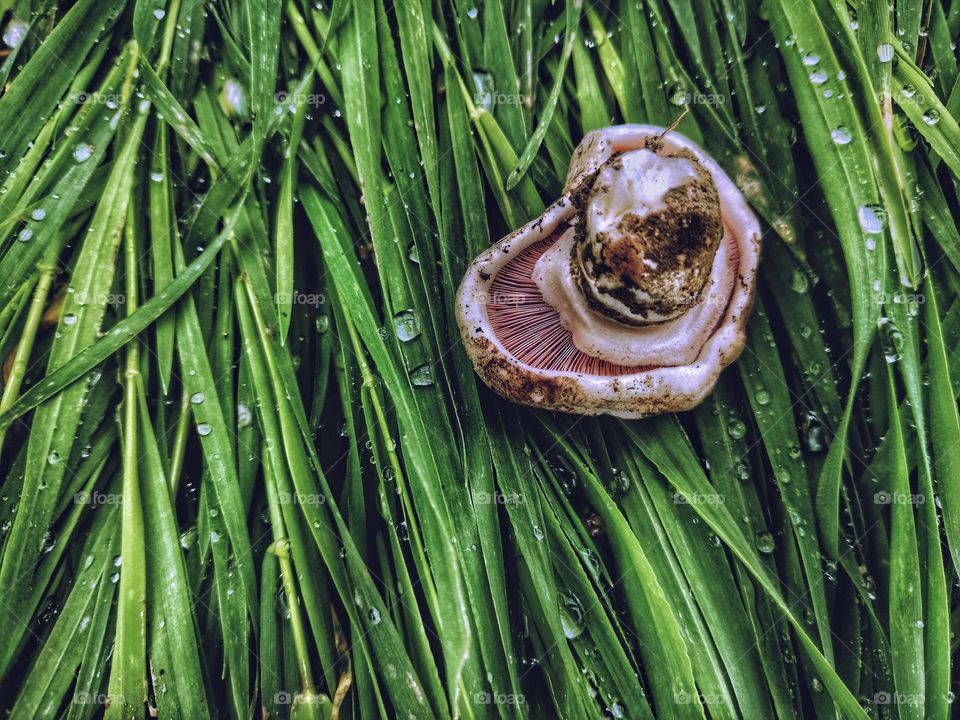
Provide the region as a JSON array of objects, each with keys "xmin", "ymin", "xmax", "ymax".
[
  {"xmin": 574, "ymin": 148, "xmax": 724, "ymax": 325},
  {"xmin": 455, "ymin": 125, "xmax": 761, "ymax": 418}
]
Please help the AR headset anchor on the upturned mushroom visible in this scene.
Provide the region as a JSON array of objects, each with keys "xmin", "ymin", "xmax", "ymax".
[{"xmin": 455, "ymin": 124, "xmax": 761, "ymax": 418}]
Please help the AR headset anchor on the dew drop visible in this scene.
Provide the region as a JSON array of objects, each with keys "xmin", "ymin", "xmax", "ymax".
[
  {"xmin": 196, "ymin": 422, "xmax": 213, "ymax": 436},
  {"xmin": 857, "ymin": 204, "xmax": 885, "ymax": 234},
  {"xmin": 409, "ymin": 363, "xmax": 434, "ymax": 386},
  {"xmin": 74, "ymin": 143, "xmax": 94, "ymax": 163},
  {"xmin": 392, "ymin": 309, "xmax": 422, "ymax": 342},
  {"xmin": 727, "ymin": 419, "xmax": 746, "ymax": 439},
  {"xmin": 830, "ymin": 127, "xmax": 852, "ymax": 144}
]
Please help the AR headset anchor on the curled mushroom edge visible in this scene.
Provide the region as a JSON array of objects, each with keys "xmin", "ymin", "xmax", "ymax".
[{"xmin": 455, "ymin": 124, "xmax": 762, "ymax": 419}]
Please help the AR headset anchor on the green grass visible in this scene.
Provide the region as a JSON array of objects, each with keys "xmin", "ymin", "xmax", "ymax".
[{"xmin": 0, "ymin": 0, "xmax": 958, "ymax": 717}]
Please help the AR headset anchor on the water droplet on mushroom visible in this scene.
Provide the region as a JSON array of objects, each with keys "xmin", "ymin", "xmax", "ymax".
[{"xmin": 393, "ymin": 309, "xmax": 422, "ymax": 342}]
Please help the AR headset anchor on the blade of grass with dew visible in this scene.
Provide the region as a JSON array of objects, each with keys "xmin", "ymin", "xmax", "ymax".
[
  {"xmin": 0, "ymin": 0, "xmax": 125, "ymax": 180},
  {"xmin": 763, "ymin": 0, "xmax": 887, "ymax": 561},
  {"xmin": 737, "ymin": 297, "xmax": 834, "ymax": 665},
  {"xmin": 486, "ymin": 412, "xmax": 614, "ymax": 718},
  {"xmin": 885, "ymin": 256, "xmax": 949, "ymax": 718},
  {"xmin": 693, "ymin": 380, "xmax": 799, "ymax": 717},
  {"xmin": 618, "ymin": 444, "xmax": 778, "ymax": 718},
  {"xmin": 481, "ymin": 0, "xmax": 529, "ymax": 150},
  {"xmin": 506, "ymin": 0, "xmax": 580, "ymax": 191},
  {"xmin": 10, "ymin": 504, "xmax": 120, "ymax": 717},
  {"xmin": 529, "ymin": 472, "xmax": 655, "ymax": 718},
  {"xmin": 892, "ymin": 49, "xmax": 960, "ymax": 178},
  {"xmin": 248, "ymin": 0, "xmax": 282, "ymax": 143},
  {"xmin": 0, "ymin": 205, "xmax": 242, "ymax": 430},
  {"xmin": 625, "ymin": 418, "xmax": 870, "ymax": 719},
  {"xmin": 393, "ymin": 0, "xmax": 442, "ymax": 223},
  {"xmin": 882, "ymin": 365, "xmax": 925, "ymax": 717},
  {"xmin": 0, "ymin": 91, "xmax": 145, "ymax": 682},
  {"xmin": 275, "ymin": 80, "xmax": 309, "ymax": 342},
  {"xmin": 0, "ymin": 47, "xmax": 133, "ymax": 311},
  {"xmin": 105, "ymin": 201, "xmax": 150, "ymax": 720},
  {"xmin": 925, "ymin": 278, "xmax": 960, "ymax": 580},
  {"xmin": 337, "ymin": 5, "xmax": 480, "ymax": 709},
  {"xmin": 232, "ymin": 227, "xmax": 442, "ymax": 716},
  {"xmin": 537, "ymin": 417, "xmax": 705, "ymax": 719},
  {"xmin": 138, "ymin": 392, "xmax": 211, "ymax": 719},
  {"xmin": 148, "ymin": 123, "xmax": 176, "ymax": 394}
]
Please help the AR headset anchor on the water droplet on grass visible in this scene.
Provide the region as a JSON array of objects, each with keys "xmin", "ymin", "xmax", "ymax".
[
  {"xmin": 393, "ymin": 309, "xmax": 421, "ymax": 342},
  {"xmin": 727, "ymin": 419, "xmax": 746, "ymax": 439},
  {"xmin": 857, "ymin": 205, "xmax": 885, "ymax": 234},
  {"xmin": 410, "ymin": 364, "xmax": 433, "ymax": 386},
  {"xmin": 831, "ymin": 127, "xmax": 852, "ymax": 144},
  {"xmin": 74, "ymin": 143, "xmax": 94, "ymax": 163}
]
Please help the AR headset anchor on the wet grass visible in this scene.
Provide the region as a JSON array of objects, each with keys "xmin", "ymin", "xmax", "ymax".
[{"xmin": 0, "ymin": 0, "xmax": 959, "ymax": 718}]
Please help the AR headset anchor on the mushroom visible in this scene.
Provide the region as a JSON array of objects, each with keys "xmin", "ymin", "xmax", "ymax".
[{"xmin": 455, "ymin": 124, "xmax": 761, "ymax": 418}]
